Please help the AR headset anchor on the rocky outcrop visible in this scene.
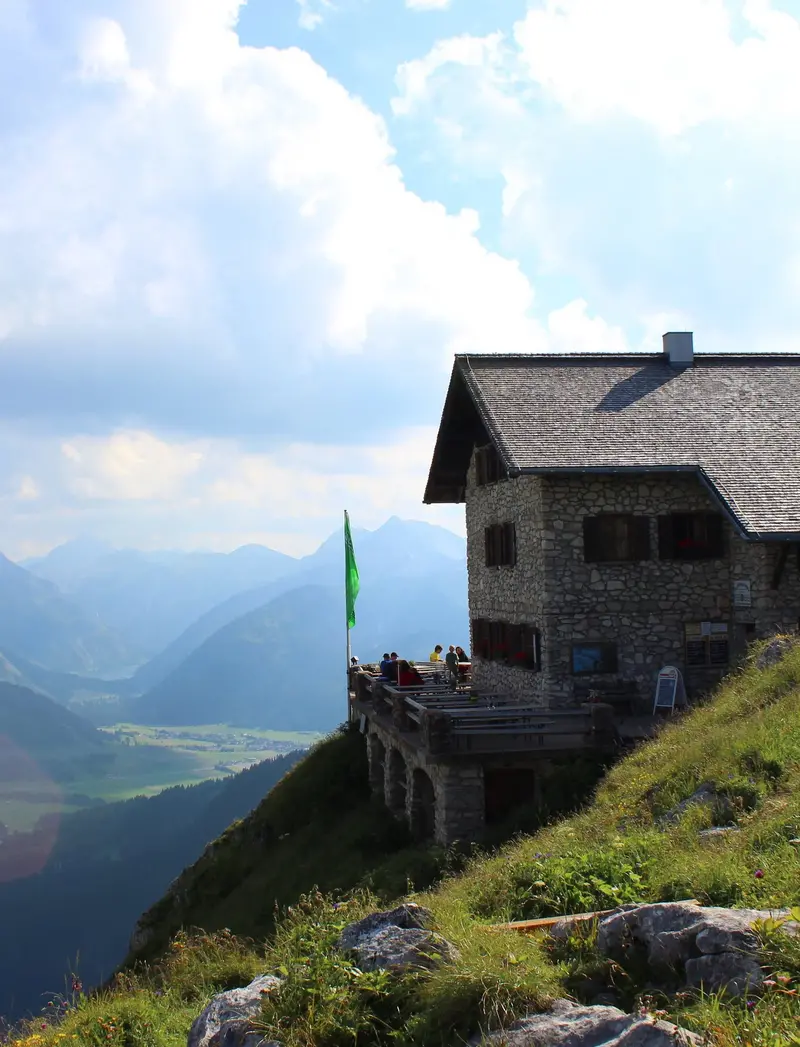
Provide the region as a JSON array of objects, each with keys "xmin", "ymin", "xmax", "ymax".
[
  {"xmin": 554, "ymin": 901, "xmax": 799, "ymax": 997},
  {"xmin": 754, "ymin": 635, "xmax": 799, "ymax": 670},
  {"xmin": 656, "ymin": 782, "xmax": 735, "ymax": 827},
  {"xmin": 336, "ymin": 903, "xmax": 460, "ymax": 972},
  {"xmin": 474, "ymin": 999, "xmax": 701, "ymax": 1046},
  {"xmin": 187, "ymin": 975, "xmax": 281, "ymax": 1047}
]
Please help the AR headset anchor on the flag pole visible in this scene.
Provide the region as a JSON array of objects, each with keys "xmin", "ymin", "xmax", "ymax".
[
  {"xmin": 345, "ymin": 509, "xmax": 352, "ymax": 723},
  {"xmin": 344, "ymin": 508, "xmax": 360, "ymax": 725}
]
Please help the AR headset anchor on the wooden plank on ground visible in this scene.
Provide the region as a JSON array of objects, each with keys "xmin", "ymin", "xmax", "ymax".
[{"xmin": 492, "ymin": 900, "xmax": 699, "ymax": 934}]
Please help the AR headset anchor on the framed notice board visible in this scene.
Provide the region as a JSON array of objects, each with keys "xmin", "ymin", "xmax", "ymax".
[{"xmin": 653, "ymin": 666, "xmax": 686, "ymax": 714}]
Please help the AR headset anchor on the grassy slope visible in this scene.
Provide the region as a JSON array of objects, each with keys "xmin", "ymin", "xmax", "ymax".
[
  {"xmin": 124, "ymin": 726, "xmax": 452, "ymax": 967},
  {"xmin": 7, "ymin": 640, "xmax": 800, "ymax": 1046}
]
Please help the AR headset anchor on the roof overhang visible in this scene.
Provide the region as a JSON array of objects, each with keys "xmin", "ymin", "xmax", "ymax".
[
  {"xmin": 423, "ymin": 355, "xmax": 800, "ymax": 541},
  {"xmin": 423, "ymin": 363, "xmax": 494, "ymax": 504}
]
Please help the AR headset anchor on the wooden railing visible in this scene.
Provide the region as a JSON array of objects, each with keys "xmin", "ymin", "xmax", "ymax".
[{"xmin": 351, "ymin": 670, "xmax": 617, "ymax": 757}]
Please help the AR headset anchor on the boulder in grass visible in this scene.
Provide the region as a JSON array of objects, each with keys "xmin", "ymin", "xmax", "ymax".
[
  {"xmin": 595, "ymin": 902, "xmax": 799, "ymax": 997},
  {"xmin": 473, "ymin": 999, "xmax": 702, "ymax": 1046},
  {"xmin": 337, "ymin": 903, "xmax": 459, "ymax": 972},
  {"xmin": 187, "ymin": 975, "xmax": 281, "ymax": 1047}
]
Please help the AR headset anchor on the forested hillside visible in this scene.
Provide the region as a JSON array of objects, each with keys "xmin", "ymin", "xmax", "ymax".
[{"xmin": 0, "ymin": 751, "xmax": 303, "ymax": 1021}]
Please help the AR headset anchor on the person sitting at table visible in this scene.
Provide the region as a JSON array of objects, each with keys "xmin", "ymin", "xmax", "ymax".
[
  {"xmin": 379, "ymin": 652, "xmax": 392, "ymax": 678},
  {"xmin": 387, "ymin": 652, "xmax": 400, "ymax": 683},
  {"xmin": 429, "ymin": 644, "xmax": 443, "ymax": 662},
  {"xmin": 455, "ymin": 646, "xmax": 470, "ymax": 681},
  {"xmin": 397, "ymin": 659, "xmax": 424, "ymax": 687}
]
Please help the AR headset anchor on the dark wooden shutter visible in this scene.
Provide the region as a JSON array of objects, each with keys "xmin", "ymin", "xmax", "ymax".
[
  {"xmin": 631, "ymin": 517, "xmax": 651, "ymax": 560},
  {"xmin": 515, "ymin": 624, "xmax": 540, "ymax": 670},
  {"xmin": 484, "ymin": 526, "xmax": 493, "ymax": 567},
  {"xmin": 475, "ymin": 448, "xmax": 485, "ymax": 486},
  {"xmin": 709, "ymin": 634, "xmax": 729, "ymax": 666},
  {"xmin": 472, "ymin": 619, "xmax": 490, "ymax": 659},
  {"xmin": 705, "ymin": 513, "xmax": 724, "ymax": 557},
  {"xmin": 602, "ymin": 644, "xmax": 619, "ymax": 673},
  {"xmin": 508, "ymin": 619, "xmax": 521, "ymax": 661},
  {"xmin": 503, "ymin": 522, "xmax": 517, "ymax": 565},
  {"xmin": 657, "ymin": 516, "xmax": 675, "ymax": 559},
  {"xmin": 481, "ymin": 619, "xmax": 491, "ymax": 659},
  {"xmin": 583, "ymin": 518, "xmax": 601, "ymax": 562}
]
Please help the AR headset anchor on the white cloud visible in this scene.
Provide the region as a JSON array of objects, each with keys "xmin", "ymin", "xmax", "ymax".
[
  {"xmin": 0, "ymin": 0, "xmax": 637, "ymax": 555},
  {"xmin": 393, "ymin": 32, "xmax": 508, "ymax": 117},
  {"xmin": 16, "ymin": 476, "xmax": 39, "ymax": 501},
  {"xmin": 390, "ymin": 3, "xmax": 800, "ymax": 348},
  {"xmin": 61, "ymin": 431, "xmax": 205, "ymax": 501},
  {"xmin": 513, "ymin": 0, "xmax": 800, "ymax": 136},
  {"xmin": 0, "ymin": 0, "xmax": 558, "ymax": 447},
  {"xmin": 406, "ymin": 0, "xmax": 452, "ymax": 10},
  {"xmin": 0, "ymin": 425, "xmax": 465, "ymax": 558},
  {"xmin": 295, "ymin": 0, "xmax": 334, "ymax": 30},
  {"xmin": 545, "ymin": 300, "xmax": 629, "ymax": 355}
]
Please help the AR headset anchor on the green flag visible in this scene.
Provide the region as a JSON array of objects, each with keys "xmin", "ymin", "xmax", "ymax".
[{"xmin": 344, "ymin": 510, "xmax": 360, "ymax": 629}]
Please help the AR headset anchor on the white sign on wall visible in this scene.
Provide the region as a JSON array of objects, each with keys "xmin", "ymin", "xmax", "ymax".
[{"xmin": 733, "ymin": 580, "xmax": 752, "ymax": 608}]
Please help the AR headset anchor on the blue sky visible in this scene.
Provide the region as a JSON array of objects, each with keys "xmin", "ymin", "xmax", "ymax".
[{"xmin": 2, "ymin": 0, "xmax": 800, "ymax": 558}]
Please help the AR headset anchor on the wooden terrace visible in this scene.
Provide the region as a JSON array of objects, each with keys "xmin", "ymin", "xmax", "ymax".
[{"xmin": 350, "ymin": 662, "xmax": 639, "ymax": 760}]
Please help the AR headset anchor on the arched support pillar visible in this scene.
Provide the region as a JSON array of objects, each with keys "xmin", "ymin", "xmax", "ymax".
[
  {"xmin": 385, "ymin": 747, "xmax": 408, "ymax": 818},
  {"xmin": 409, "ymin": 767, "xmax": 437, "ymax": 842},
  {"xmin": 367, "ymin": 734, "xmax": 386, "ymax": 797}
]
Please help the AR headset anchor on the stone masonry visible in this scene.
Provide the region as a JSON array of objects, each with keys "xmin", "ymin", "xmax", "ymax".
[
  {"xmin": 467, "ymin": 455, "xmax": 800, "ymax": 707},
  {"xmin": 366, "ymin": 720, "xmax": 485, "ymax": 847}
]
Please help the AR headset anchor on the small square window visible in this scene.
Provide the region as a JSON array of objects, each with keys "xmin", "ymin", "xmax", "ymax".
[{"xmin": 571, "ymin": 643, "xmax": 618, "ymax": 675}]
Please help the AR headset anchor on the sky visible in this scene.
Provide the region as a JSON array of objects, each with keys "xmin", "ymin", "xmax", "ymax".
[{"xmin": 2, "ymin": 0, "xmax": 800, "ymax": 559}]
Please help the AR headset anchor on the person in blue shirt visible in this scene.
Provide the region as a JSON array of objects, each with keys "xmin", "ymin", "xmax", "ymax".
[{"xmin": 379, "ymin": 653, "xmax": 392, "ymax": 678}]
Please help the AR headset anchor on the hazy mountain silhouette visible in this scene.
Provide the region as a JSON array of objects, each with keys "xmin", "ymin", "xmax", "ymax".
[
  {"xmin": 0, "ymin": 682, "xmax": 108, "ymax": 766},
  {"xmin": 0, "ymin": 554, "xmax": 133, "ymax": 675},
  {"xmin": 26, "ymin": 542, "xmax": 298, "ymax": 659}
]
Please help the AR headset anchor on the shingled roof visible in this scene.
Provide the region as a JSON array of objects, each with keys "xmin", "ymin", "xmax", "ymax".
[{"xmin": 423, "ymin": 352, "xmax": 800, "ymax": 540}]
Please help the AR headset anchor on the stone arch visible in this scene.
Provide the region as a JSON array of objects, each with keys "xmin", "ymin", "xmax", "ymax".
[
  {"xmin": 409, "ymin": 767, "xmax": 437, "ymax": 842},
  {"xmin": 385, "ymin": 747, "xmax": 407, "ymax": 817},
  {"xmin": 368, "ymin": 734, "xmax": 386, "ymax": 795}
]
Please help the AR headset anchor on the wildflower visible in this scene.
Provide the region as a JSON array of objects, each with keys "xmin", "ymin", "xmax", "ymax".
[
  {"xmin": 754, "ymin": 869, "xmax": 764, "ymax": 879},
  {"xmin": 763, "ymin": 979, "xmax": 777, "ymax": 988},
  {"xmin": 746, "ymin": 999, "xmax": 756, "ymax": 1010}
]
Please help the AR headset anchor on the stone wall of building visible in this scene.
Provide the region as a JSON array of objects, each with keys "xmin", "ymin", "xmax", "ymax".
[
  {"xmin": 465, "ymin": 449, "xmax": 547, "ymax": 700},
  {"xmin": 465, "ymin": 464, "xmax": 800, "ymax": 708},
  {"xmin": 365, "ymin": 720, "xmax": 485, "ymax": 846}
]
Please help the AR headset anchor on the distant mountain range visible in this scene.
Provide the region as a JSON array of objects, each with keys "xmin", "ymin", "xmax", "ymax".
[
  {"xmin": 24, "ymin": 539, "xmax": 298, "ymax": 660},
  {"xmin": 1, "ymin": 518, "xmax": 467, "ymax": 731},
  {"xmin": 0, "ymin": 554, "xmax": 132, "ymax": 675}
]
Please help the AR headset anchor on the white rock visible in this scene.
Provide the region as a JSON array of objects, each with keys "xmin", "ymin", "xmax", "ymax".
[
  {"xmin": 187, "ymin": 975, "xmax": 281, "ymax": 1047},
  {"xmin": 474, "ymin": 999, "xmax": 702, "ymax": 1046}
]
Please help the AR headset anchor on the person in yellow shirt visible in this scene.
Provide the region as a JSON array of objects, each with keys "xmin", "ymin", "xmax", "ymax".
[{"xmin": 430, "ymin": 644, "xmax": 443, "ymax": 662}]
